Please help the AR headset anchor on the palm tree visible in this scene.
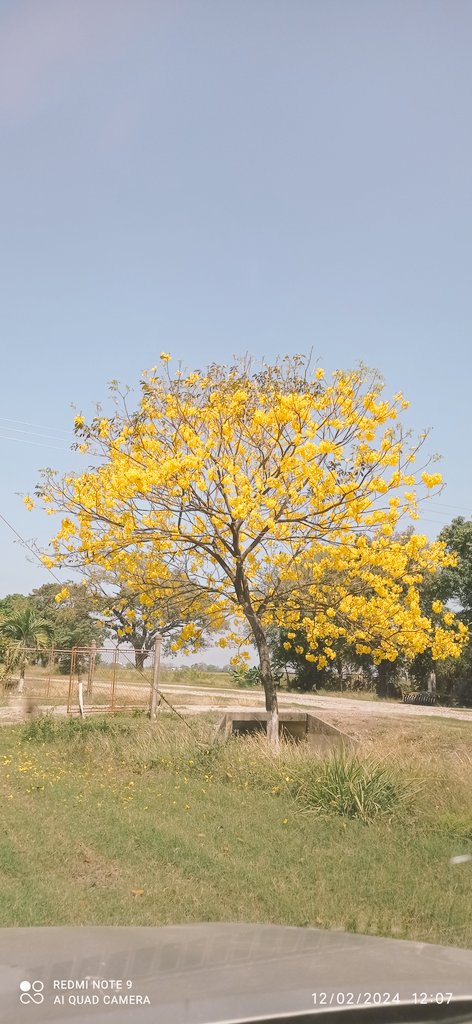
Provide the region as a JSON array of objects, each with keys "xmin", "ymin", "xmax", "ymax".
[{"xmin": 0, "ymin": 607, "xmax": 54, "ymax": 693}]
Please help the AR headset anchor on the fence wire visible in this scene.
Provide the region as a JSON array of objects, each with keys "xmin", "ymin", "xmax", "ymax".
[
  {"xmin": 1, "ymin": 644, "xmax": 199, "ymax": 733},
  {"xmin": 1, "ymin": 645, "xmax": 153, "ymax": 714}
]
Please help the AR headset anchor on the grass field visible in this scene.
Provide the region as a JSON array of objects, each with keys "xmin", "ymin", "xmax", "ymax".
[
  {"xmin": 15, "ymin": 662, "xmax": 234, "ymax": 687},
  {"xmin": 0, "ymin": 711, "xmax": 471, "ymax": 946}
]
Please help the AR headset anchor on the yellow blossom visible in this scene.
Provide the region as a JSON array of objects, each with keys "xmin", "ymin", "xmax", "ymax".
[{"xmin": 421, "ymin": 472, "xmax": 443, "ymax": 488}]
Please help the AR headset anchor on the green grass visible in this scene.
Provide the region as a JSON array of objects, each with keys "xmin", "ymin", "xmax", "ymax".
[{"xmin": 0, "ymin": 713, "xmax": 471, "ymax": 946}]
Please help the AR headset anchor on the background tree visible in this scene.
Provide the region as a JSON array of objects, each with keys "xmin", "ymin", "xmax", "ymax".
[
  {"xmin": 34, "ymin": 354, "xmax": 467, "ymax": 744},
  {"xmin": 91, "ymin": 572, "xmax": 213, "ymax": 669},
  {"xmin": 268, "ymin": 626, "xmax": 406, "ymax": 697},
  {"xmin": 434, "ymin": 518, "xmax": 472, "ymax": 614},
  {"xmin": 410, "ymin": 518, "xmax": 472, "ymax": 705},
  {"xmin": 0, "ymin": 594, "xmax": 27, "ymax": 616},
  {"xmin": 0, "ymin": 594, "xmax": 27, "ymax": 665},
  {"xmin": 28, "ymin": 581, "xmax": 105, "ymax": 650},
  {"xmin": 0, "ymin": 607, "xmax": 54, "ymax": 691},
  {"xmin": 267, "ymin": 527, "xmax": 437, "ymax": 698},
  {"xmin": 268, "ymin": 624, "xmax": 338, "ymax": 691}
]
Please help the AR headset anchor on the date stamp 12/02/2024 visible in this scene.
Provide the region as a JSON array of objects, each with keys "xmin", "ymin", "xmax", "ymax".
[{"xmin": 312, "ymin": 992, "xmax": 455, "ymax": 1007}]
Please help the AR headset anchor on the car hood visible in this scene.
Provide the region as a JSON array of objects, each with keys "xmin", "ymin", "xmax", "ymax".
[{"xmin": 0, "ymin": 923, "xmax": 471, "ymax": 1023}]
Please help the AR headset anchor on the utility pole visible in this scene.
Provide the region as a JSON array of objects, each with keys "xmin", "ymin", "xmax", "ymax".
[{"xmin": 149, "ymin": 632, "xmax": 162, "ymax": 719}]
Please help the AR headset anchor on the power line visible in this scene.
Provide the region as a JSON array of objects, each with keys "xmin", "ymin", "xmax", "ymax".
[
  {"xmin": 0, "ymin": 433, "xmax": 69, "ymax": 453},
  {"xmin": 2, "ymin": 418, "xmax": 471, "ymax": 517},
  {"xmin": 418, "ymin": 519, "xmax": 456, "ymax": 529},
  {"xmin": 428, "ymin": 502, "xmax": 472, "ymax": 516},
  {"xmin": 418, "ymin": 509, "xmax": 472, "ymax": 524},
  {"xmin": 0, "ymin": 425, "xmax": 71, "ymax": 443},
  {"xmin": 0, "ymin": 416, "xmax": 71, "ymax": 438},
  {"xmin": 417, "ymin": 511, "xmax": 459, "ymax": 521},
  {"xmin": 0, "ymin": 510, "xmax": 63, "ymax": 585}
]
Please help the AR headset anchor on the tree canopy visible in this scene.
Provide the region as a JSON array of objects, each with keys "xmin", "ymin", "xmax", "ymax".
[
  {"xmin": 408, "ymin": 517, "xmax": 472, "ymax": 705},
  {"xmin": 28, "ymin": 581, "xmax": 105, "ymax": 650},
  {"xmin": 32, "ymin": 353, "xmax": 467, "ymax": 742},
  {"xmin": 92, "ymin": 571, "xmax": 213, "ymax": 668},
  {"xmin": 0, "ymin": 606, "xmax": 54, "ymax": 691},
  {"xmin": 435, "ymin": 517, "xmax": 472, "ymax": 617}
]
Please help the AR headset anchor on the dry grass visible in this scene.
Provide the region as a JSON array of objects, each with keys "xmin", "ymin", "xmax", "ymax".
[{"xmin": 0, "ymin": 712, "xmax": 471, "ymax": 944}]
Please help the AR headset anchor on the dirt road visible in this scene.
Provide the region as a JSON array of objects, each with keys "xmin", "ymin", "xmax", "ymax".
[
  {"xmin": 1, "ymin": 682, "xmax": 471, "ymax": 729},
  {"xmin": 159, "ymin": 683, "xmax": 472, "ymax": 723}
]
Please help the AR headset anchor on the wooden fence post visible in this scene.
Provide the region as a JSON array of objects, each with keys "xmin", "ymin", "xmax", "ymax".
[{"xmin": 149, "ymin": 633, "xmax": 162, "ymax": 719}]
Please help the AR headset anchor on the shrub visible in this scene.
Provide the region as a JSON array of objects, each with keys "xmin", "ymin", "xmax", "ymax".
[
  {"xmin": 22, "ymin": 715, "xmax": 57, "ymax": 743},
  {"xmin": 229, "ymin": 666, "xmax": 261, "ymax": 688},
  {"xmin": 22, "ymin": 715, "xmax": 134, "ymax": 744}
]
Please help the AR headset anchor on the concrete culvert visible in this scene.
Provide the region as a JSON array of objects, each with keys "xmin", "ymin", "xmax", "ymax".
[{"xmin": 215, "ymin": 711, "xmax": 355, "ymax": 754}]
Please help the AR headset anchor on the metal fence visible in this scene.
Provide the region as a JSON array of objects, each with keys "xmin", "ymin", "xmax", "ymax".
[{"xmin": 1, "ymin": 644, "xmax": 155, "ymax": 715}]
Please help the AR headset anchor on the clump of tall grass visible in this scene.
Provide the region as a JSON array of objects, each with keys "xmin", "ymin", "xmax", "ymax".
[{"xmin": 290, "ymin": 754, "xmax": 410, "ymax": 823}]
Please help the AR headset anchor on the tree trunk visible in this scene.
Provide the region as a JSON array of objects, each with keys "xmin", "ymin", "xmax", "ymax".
[
  {"xmin": 234, "ymin": 560, "xmax": 279, "ymax": 746},
  {"xmin": 135, "ymin": 648, "xmax": 148, "ymax": 671},
  {"xmin": 243, "ymin": 608, "xmax": 279, "ymax": 746},
  {"xmin": 376, "ymin": 660, "xmax": 398, "ymax": 699},
  {"xmin": 376, "ymin": 661, "xmax": 389, "ymax": 698}
]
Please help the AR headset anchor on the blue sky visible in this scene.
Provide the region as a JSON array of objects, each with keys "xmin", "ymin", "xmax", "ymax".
[{"xmin": 1, "ymin": 0, "xmax": 471, "ymax": 612}]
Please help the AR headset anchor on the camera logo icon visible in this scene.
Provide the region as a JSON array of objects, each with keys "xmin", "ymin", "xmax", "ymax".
[{"xmin": 19, "ymin": 981, "xmax": 44, "ymax": 1005}]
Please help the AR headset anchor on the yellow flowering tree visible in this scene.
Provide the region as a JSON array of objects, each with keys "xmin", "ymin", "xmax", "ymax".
[{"xmin": 34, "ymin": 354, "xmax": 467, "ymax": 743}]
